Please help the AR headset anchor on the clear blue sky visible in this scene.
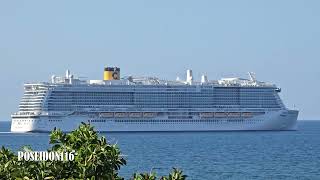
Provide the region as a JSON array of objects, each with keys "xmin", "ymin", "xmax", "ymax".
[{"xmin": 0, "ymin": 0, "xmax": 319, "ymax": 120}]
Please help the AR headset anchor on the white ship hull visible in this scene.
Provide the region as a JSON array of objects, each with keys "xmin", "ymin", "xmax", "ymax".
[{"xmin": 11, "ymin": 110, "xmax": 298, "ymax": 133}]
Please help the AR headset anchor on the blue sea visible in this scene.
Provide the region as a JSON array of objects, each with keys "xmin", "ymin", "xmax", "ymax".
[{"xmin": 0, "ymin": 121, "xmax": 320, "ymax": 180}]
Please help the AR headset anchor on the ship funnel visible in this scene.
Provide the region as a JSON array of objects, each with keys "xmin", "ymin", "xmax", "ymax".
[
  {"xmin": 104, "ymin": 66, "xmax": 120, "ymax": 80},
  {"xmin": 186, "ymin": 69, "xmax": 193, "ymax": 85}
]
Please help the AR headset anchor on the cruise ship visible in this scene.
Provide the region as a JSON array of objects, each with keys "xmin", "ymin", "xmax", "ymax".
[{"xmin": 11, "ymin": 67, "xmax": 298, "ymax": 132}]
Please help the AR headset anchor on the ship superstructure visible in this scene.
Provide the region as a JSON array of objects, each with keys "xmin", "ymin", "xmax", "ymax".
[{"xmin": 11, "ymin": 67, "xmax": 298, "ymax": 132}]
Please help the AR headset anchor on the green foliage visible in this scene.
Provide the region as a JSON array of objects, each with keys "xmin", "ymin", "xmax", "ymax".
[
  {"xmin": 0, "ymin": 123, "xmax": 187, "ymax": 180},
  {"xmin": 131, "ymin": 172, "xmax": 157, "ymax": 180},
  {"xmin": 49, "ymin": 123, "xmax": 126, "ymax": 179},
  {"xmin": 131, "ymin": 168, "xmax": 187, "ymax": 180}
]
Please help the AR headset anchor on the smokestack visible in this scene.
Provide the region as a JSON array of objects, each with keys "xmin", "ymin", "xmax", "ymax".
[{"xmin": 104, "ymin": 67, "xmax": 121, "ymax": 81}]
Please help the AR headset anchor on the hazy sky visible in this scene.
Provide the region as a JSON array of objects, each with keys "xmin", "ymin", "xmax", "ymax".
[{"xmin": 0, "ymin": 0, "xmax": 319, "ymax": 120}]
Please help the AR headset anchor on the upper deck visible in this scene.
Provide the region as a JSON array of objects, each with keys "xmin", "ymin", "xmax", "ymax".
[
  {"xmin": 14, "ymin": 69, "xmax": 285, "ymax": 116},
  {"xmin": 25, "ymin": 69, "xmax": 277, "ymax": 89}
]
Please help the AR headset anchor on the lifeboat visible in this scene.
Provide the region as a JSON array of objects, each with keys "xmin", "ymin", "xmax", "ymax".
[
  {"xmin": 114, "ymin": 112, "xmax": 128, "ymax": 117},
  {"xmin": 228, "ymin": 112, "xmax": 240, "ymax": 117},
  {"xmin": 215, "ymin": 112, "xmax": 227, "ymax": 118},
  {"xmin": 200, "ymin": 112, "xmax": 213, "ymax": 118},
  {"xmin": 129, "ymin": 112, "xmax": 142, "ymax": 118},
  {"xmin": 241, "ymin": 112, "xmax": 253, "ymax": 117},
  {"xmin": 100, "ymin": 112, "xmax": 114, "ymax": 117},
  {"xmin": 143, "ymin": 112, "xmax": 157, "ymax": 118}
]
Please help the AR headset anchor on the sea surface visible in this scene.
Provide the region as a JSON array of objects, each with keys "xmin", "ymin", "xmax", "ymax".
[{"xmin": 0, "ymin": 121, "xmax": 320, "ymax": 180}]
